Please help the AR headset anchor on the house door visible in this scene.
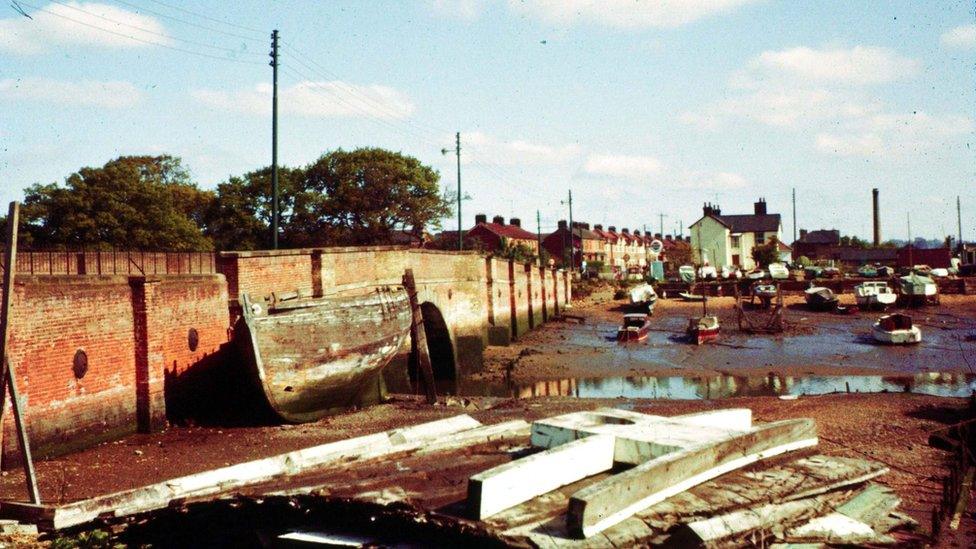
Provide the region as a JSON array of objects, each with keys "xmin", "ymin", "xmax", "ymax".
[{"xmin": 732, "ymin": 254, "xmax": 740, "ymax": 267}]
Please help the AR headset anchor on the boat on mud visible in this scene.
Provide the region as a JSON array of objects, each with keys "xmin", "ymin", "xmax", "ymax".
[
  {"xmin": 238, "ymin": 287, "xmax": 412, "ymax": 423},
  {"xmin": 899, "ymin": 273, "xmax": 938, "ymax": 304},
  {"xmin": 629, "ymin": 283, "xmax": 658, "ymax": 314},
  {"xmin": 752, "ymin": 283, "xmax": 778, "ymax": 308},
  {"xmin": 678, "ymin": 291, "xmax": 706, "ymax": 302},
  {"xmin": 805, "ymin": 286, "xmax": 839, "ymax": 311},
  {"xmin": 679, "ymin": 265, "xmax": 696, "ymax": 284},
  {"xmin": 857, "ymin": 265, "xmax": 879, "ymax": 278},
  {"xmin": 872, "ymin": 313, "xmax": 921, "ymax": 345},
  {"xmin": 767, "ymin": 263, "xmax": 789, "ymax": 280},
  {"xmin": 687, "ymin": 315, "xmax": 720, "ymax": 345},
  {"xmin": 617, "ymin": 313, "xmax": 651, "ymax": 342},
  {"xmin": 854, "ymin": 281, "xmax": 897, "ymax": 309}
]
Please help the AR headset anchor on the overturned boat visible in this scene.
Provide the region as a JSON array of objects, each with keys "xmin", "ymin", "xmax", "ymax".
[
  {"xmin": 854, "ymin": 281, "xmax": 897, "ymax": 309},
  {"xmin": 872, "ymin": 313, "xmax": 921, "ymax": 345},
  {"xmin": 617, "ymin": 313, "xmax": 651, "ymax": 342},
  {"xmin": 804, "ymin": 286, "xmax": 838, "ymax": 311},
  {"xmin": 629, "ymin": 283, "xmax": 658, "ymax": 313},
  {"xmin": 238, "ymin": 288, "xmax": 412, "ymax": 423}
]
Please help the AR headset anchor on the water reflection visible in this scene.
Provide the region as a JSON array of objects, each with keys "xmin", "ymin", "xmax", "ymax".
[{"xmin": 449, "ymin": 371, "xmax": 976, "ymax": 400}]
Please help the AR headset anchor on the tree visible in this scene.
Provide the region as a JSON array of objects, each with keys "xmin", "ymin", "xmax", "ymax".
[
  {"xmin": 839, "ymin": 235, "xmax": 870, "ymax": 249},
  {"xmin": 496, "ymin": 238, "xmax": 538, "ymax": 264},
  {"xmin": 21, "ymin": 155, "xmax": 214, "ymax": 250},
  {"xmin": 291, "ymin": 148, "xmax": 450, "ymax": 246},
  {"xmin": 751, "ymin": 236, "xmax": 780, "ymax": 267},
  {"xmin": 203, "ymin": 166, "xmax": 305, "ymax": 250}
]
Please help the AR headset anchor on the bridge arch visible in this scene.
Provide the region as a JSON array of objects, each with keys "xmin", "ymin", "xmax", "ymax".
[{"xmin": 418, "ymin": 301, "xmax": 456, "ymax": 381}]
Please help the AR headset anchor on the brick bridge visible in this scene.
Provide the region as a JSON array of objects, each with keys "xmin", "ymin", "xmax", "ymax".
[{"xmin": 3, "ymin": 246, "xmax": 570, "ymax": 461}]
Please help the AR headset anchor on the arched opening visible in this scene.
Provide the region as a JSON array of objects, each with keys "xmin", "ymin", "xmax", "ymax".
[{"xmin": 413, "ymin": 302, "xmax": 456, "ymax": 381}]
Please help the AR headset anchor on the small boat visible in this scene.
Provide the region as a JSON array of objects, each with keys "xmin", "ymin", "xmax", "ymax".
[
  {"xmin": 899, "ymin": 273, "xmax": 938, "ymax": 302},
  {"xmin": 767, "ymin": 263, "xmax": 789, "ymax": 279},
  {"xmin": 746, "ymin": 269, "xmax": 766, "ymax": 280},
  {"xmin": 678, "ymin": 292, "xmax": 706, "ymax": 302},
  {"xmin": 872, "ymin": 313, "xmax": 921, "ymax": 344},
  {"xmin": 618, "ymin": 313, "xmax": 651, "ymax": 342},
  {"xmin": 629, "ymin": 283, "xmax": 658, "ymax": 313},
  {"xmin": 752, "ymin": 283, "xmax": 778, "ymax": 308},
  {"xmin": 687, "ymin": 315, "xmax": 720, "ymax": 345},
  {"xmin": 877, "ymin": 266, "xmax": 894, "ymax": 277},
  {"xmin": 679, "ymin": 265, "xmax": 696, "ymax": 284},
  {"xmin": 804, "ymin": 286, "xmax": 838, "ymax": 311},
  {"xmin": 698, "ymin": 265, "xmax": 718, "ymax": 279},
  {"xmin": 930, "ymin": 268, "xmax": 949, "ymax": 278},
  {"xmin": 857, "ymin": 265, "xmax": 878, "ymax": 278},
  {"xmin": 804, "ymin": 266, "xmax": 823, "ymax": 279},
  {"xmin": 238, "ymin": 287, "xmax": 412, "ymax": 423},
  {"xmin": 854, "ymin": 281, "xmax": 897, "ymax": 309}
]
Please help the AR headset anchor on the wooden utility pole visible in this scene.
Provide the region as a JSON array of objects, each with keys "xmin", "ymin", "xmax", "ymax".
[
  {"xmin": 402, "ymin": 269, "xmax": 436, "ymax": 404},
  {"xmin": 0, "ymin": 202, "xmax": 40, "ymax": 503},
  {"xmin": 536, "ymin": 210, "xmax": 543, "ymax": 267},
  {"xmin": 270, "ymin": 29, "xmax": 280, "ymax": 249}
]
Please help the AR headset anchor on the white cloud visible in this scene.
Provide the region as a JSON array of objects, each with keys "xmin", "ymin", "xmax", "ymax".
[
  {"xmin": 428, "ymin": 0, "xmax": 487, "ymax": 20},
  {"xmin": 463, "ymin": 132, "xmax": 582, "ymax": 166},
  {"xmin": 192, "ymin": 81, "xmax": 416, "ymax": 120},
  {"xmin": 506, "ymin": 0, "xmax": 760, "ymax": 29},
  {"xmin": 750, "ymin": 46, "xmax": 919, "ymax": 86},
  {"xmin": 941, "ymin": 24, "xmax": 976, "ymax": 49},
  {"xmin": 0, "ymin": 77, "xmax": 143, "ymax": 108},
  {"xmin": 584, "ymin": 153, "xmax": 662, "ymax": 180},
  {"xmin": 815, "ymin": 112, "xmax": 973, "ymax": 158},
  {"xmin": 0, "ymin": 1, "xmax": 171, "ymax": 54}
]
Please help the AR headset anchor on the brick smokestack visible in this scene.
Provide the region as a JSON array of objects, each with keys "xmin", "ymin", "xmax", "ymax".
[{"xmin": 872, "ymin": 188, "xmax": 880, "ymax": 246}]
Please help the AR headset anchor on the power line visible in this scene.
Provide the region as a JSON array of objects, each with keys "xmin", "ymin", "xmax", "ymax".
[
  {"xmin": 45, "ymin": 0, "xmax": 264, "ymax": 56},
  {"xmin": 16, "ymin": 0, "xmax": 265, "ymax": 65},
  {"xmin": 143, "ymin": 0, "xmax": 265, "ymax": 34},
  {"xmin": 109, "ymin": 0, "xmax": 265, "ymax": 42}
]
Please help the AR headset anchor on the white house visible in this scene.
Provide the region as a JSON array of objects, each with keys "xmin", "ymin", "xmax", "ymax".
[{"xmin": 689, "ymin": 199, "xmax": 783, "ymax": 270}]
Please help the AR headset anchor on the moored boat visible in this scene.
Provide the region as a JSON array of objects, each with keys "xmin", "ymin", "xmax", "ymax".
[
  {"xmin": 872, "ymin": 313, "xmax": 921, "ymax": 344},
  {"xmin": 238, "ymin": 287, "xmax": 412, "ymax": 423},
  {"xmin": 678, "ymin": 291, "xmax": 706, "ymax": 302},
  {"xmin": 629, "ymin": 283, "xmax": 658, "ymax": 314},
  {"xmin": 857, "ymin": 265, "xmax": 878, "ymax": 278},
  {"xmin": 687, "ymin": 315, "xmax": 720, "ymax": 345},
  {"xmin": 679, "ymin": 265, "xmax": 696, "ymax": 284},
  {"xmin": 618, "ymin": 313, "xmax": 651, "ymax": 342},
  {"xmin": 854, "ymin": 281, "xmax": 897, "ymax": 309},
  {"xmin": 804, "ymin": 286, "xmax": 838, "ymax": 311},
  {"xmin": 899, "ymin": 273, "xmax": 938, "ymax": 304},
  {"xmin": 752, "ymin": 283, "xmax": 778, "ymax": 308},
  {"xmin": 767, "ymin": 263, "xmax": 789, "ymax": 279}
]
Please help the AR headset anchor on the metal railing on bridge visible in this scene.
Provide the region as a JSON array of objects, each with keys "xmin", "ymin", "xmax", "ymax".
[{"xmin": 0, "ymin": 249, "xmax": 216, "ymax": 276}]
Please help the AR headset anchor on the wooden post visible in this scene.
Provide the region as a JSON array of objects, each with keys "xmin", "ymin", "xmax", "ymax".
[
  {"xmin": 402, "ymin": 269, "xmax": 436, "ymax": 404},
  {"xmin": 0, "ymin": 202, "xmax": 41, "ymax": 504}
]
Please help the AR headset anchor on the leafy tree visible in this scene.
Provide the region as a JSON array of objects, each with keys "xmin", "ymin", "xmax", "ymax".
[
  {"xmin": 290, "ymin": 148, "xmax": 450, "ymax": 246},
  {"xmin": 496, "ymin": 238, "xmax": 538, "ymax": 264},
  {"xmin": 751, "ymin": 236, "xmax": 780, "ymax": 267},
  {"xmin": 795, "ymin": 255, "xmax": 813, "ymax": 267},
  {"xmin": 839, "ymin": 235, "xmax": 870, "ymax": 249},
  {"xmin": 21, "ymin": 155, "xmax": 214, "ymax": 250},
  {"xmin": 203, "ymin": 166, "xmax": 305, "ymax": 250}
]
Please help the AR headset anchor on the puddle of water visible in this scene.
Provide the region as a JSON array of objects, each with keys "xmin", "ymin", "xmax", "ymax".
[{"xmin": 449, "ymin": 372, "xmax": 976, "ymax": 400}]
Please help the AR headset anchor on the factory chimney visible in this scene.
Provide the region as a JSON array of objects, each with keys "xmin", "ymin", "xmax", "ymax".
[{"xmin": 872, "ymin": 188, "xmax": 881, "ymax": 246}]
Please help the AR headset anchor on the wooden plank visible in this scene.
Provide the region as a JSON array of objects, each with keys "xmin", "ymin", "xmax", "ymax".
[
  {"xmin": 566, "ymin": 418, "xmax": 818, "ymax": 538},
  {"xmin": 30, "ymin": 415, "xmax": 482, "ymax": 530},
  {"xmin": 468, "ymin": 435, "xmax": 615, "ymax": 519},
  {"xmin": 0, "ymin": 202, "xmax": 40, "ymax": 504},
  {"xmin": 402, "ymin": 268, "xmax": 436, "ymax": 404}
]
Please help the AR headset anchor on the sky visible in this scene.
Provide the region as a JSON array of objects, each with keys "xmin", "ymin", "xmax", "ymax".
[{"xmin": 1, "ymin": 0, "xmax": 974, "ymax": 243}]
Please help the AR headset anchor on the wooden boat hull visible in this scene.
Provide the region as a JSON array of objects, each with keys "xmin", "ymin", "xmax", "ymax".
[
  {"xmin": 238, "ymin": 288, "xmax": 412, "ymax": 423},
  {"xmin": 617, "ymin": 327, "xmax": 649, "ymax": 342}
]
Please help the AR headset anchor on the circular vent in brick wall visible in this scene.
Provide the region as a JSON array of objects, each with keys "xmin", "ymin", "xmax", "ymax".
[
  {"xmin": 72, "ymin": 349, "xmax": 88, "ymax": 379},
  {"xmin": 188, "ymin": 328, "xmax": 199, "ymax": 352}
]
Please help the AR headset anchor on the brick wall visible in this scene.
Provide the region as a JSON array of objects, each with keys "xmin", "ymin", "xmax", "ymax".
[{"xmin": 2, "ymin": 274, "xmax": 229, "ymax": 461}]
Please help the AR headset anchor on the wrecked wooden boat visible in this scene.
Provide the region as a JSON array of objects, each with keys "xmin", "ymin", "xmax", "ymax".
[
  {"xmin": 805, "ymin": 286, "xmax": 838, "ymax": 311},
  {"xmin": 617, "ymin": 313, "xmax": 651, "ymax": 342},
  {"xmin": 238, "ymin": 288, "xmax": 412, "ymax": 422},
  {"xmin": 872, "ymin": 313, "xmax": 921, "ymax": 345},
  {"xmin": 687, "ymin": 315, "xmax": 720, "ymax": 345},
  {"xmin": 854, "ymin": 281, "xmax": 897, "ymax": 309}
]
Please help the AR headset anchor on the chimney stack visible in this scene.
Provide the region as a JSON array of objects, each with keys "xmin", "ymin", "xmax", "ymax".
[
  {"xmin": 621, "ymin": 227, "xmax": 630, "ymax": 234},
  {"xmin": 799, "ymin": 229, "xmax": 808, "ymax": 239},
  {"xmin": 665, "ymin": 234, "xmax": 673, "ymax": 241},
  {"xmin": 492, "ymin": 215, "xmax": 505, "ymax": 225},
  {"xmin": 872, "ymin": 188, "xmax": 881, "ymax": 246},
  {"xmin": 509, "ymin": 217, "xmax": 521, "ymax": 227},
  {"xmin": 594, "ymin": 224, "xmax": 603, "ymax": 230},
  {"xmin": 475, "ymin": 213, "xmax": 487, "ymax": 225},
  {"xmin": 654, "ymin": 232, "xmax": 662, "ymax": 239},
  {"xmin": 754, "ymin": 198, "xmax": 767, "ymax": 216},
  {"xmin": 608, "ymin": 226, "xmax": 616, "ymax": 232},
  {"xmin": 558, "ymin": 220, "xmax": 567, "ymax": 230}
]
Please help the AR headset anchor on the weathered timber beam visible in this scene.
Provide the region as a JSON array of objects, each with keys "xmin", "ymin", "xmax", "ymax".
[
  {"xmin": 567, "ymin": 418, "xmax": 818, "ymax": 538},
  {"xmin": 469, "ymin": 435, "xmax": 616, "ymax": 520}
]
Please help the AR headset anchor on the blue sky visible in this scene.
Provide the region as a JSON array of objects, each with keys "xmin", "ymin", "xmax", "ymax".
[{"xmin": 2, "ymin": 1, "xmax": 974, "ymax": 242}]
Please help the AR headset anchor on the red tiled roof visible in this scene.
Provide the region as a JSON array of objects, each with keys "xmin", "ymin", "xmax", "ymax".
[{"xmin": 475, "ymin": 222, "xmax": 537, "ymax": 241}]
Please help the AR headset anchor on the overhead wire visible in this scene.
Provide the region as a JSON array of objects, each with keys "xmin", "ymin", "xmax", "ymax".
[
  {"xmin": 142, "ymin": 0, "xmax": 265, "ymax": 34},
  {"xmin": 109, "ymin": 0, "xmax": 265, "ymax": 43},
  {"xmin": 15, "ymin": 0, "xmax": 265, "ymax": 65},
  {"xmin": 44, "ymin": 0, "xmax": 264, "ymax": 56}
]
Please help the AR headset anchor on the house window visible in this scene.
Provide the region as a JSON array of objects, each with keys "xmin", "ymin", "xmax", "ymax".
[
  {"xmin": 755, "ymin": 232, "xmax": 765, "ymax": 245},
  {"xmin": 730, "ymin": 235, "xmax": 741, "ymax": 249}
]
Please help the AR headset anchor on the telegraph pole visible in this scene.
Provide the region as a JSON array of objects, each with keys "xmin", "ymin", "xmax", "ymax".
[
  {"xmin": 566, "ymin": 190, "xmax": 574, "ymax": 271},
  {"xmin": 792, "ymin": 187, "xmax": 797, "ymax": 244},
  {"xmin": 958, "ymin": 196, "xmax": 963, "ymax": 249},
  {"xmin": 536, "ymin": 210, "xmax": 543, "ymax": 267},
  {"xmin": 270, "ymin": 29, "xmax": 279, "ymax": 249},
  {"xmin": 455, "ymin": 132, "xmax": 462, "ymax": 250},
  {"xmin": 657, "ymin": 213, "xmax": 667, "ymax": 237}
]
